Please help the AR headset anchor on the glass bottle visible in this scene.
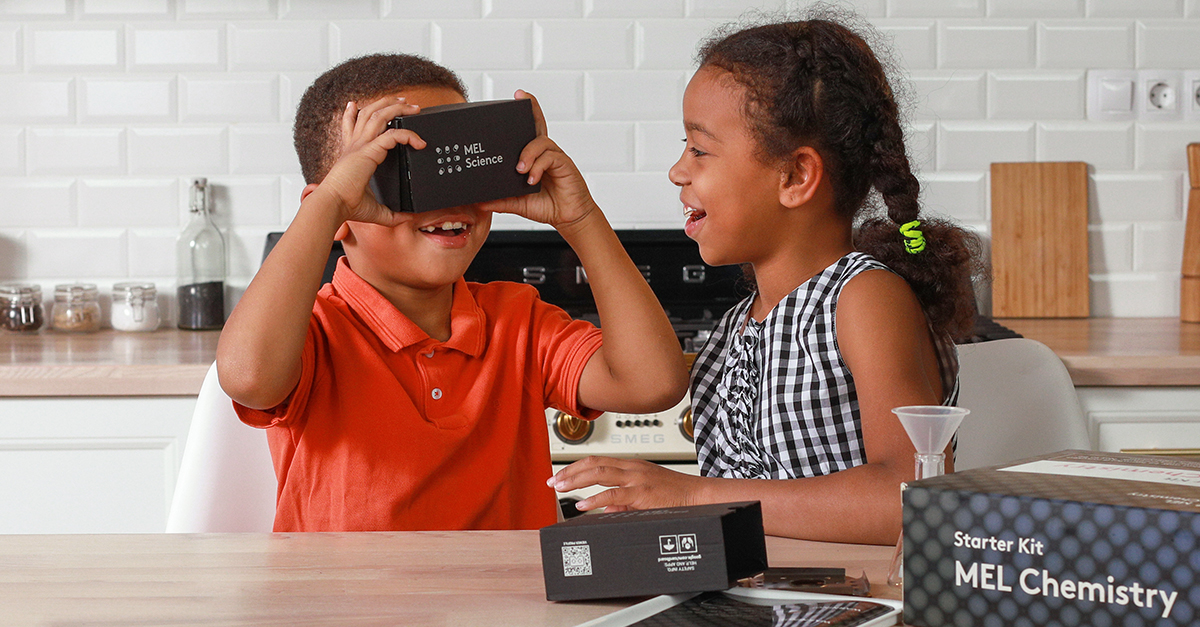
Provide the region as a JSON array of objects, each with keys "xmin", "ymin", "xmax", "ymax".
[
  {"xmin": 176, "ymin": 178, "xmax": 226, "ymax": 330},
  {"xmin": 52, "ymin": 283, "xmax": 102, "ymax": 333},
  {"xmin": 0, "ymin": 283, "xmax": 45, "ymax": 332}
]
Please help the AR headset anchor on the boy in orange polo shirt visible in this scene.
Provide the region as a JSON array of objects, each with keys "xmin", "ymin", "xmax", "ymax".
[{"xmin": 215, "ymin": 54, "xmax": 688, "ymax": 532}]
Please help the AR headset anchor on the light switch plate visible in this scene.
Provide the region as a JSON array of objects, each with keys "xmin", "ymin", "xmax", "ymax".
[{"xmin": 1087, "ymin": 69, "xmax": 1137, "ymax": 121}]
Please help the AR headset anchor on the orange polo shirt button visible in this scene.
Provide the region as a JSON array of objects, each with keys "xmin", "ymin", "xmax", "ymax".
[{"xmin": 431, "ymin": 388, "xmax": 443, "ymax": 400}]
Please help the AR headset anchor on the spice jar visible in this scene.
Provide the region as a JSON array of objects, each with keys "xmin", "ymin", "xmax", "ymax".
[
  {"xmin": 1, "ymin": 283, "xmax": 45, "ymax": 332},
  {"xmin": 52, "ymin": 283, "xmax": 102, "ymax": 333},
  {"xmin": 111, "ymin": 282, "xmax": 160, "ymax": 332}
]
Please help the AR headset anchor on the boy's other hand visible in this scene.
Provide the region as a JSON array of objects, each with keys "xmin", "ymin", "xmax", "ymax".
[
  {"xmin": 316, "ymin": 97, "xmax": 425, "ymax": 226},
  {"xmin": 480, "ymin": 91, "xmax": 599, "ymax": 230}
]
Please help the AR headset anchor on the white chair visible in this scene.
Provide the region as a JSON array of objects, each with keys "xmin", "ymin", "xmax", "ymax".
[
  {"xmin": 166, "ymin": 362, "xmax": 278, "ymax": 532},
  {"xmin": 953, "ymin": 337, "xmax": 1092, "ymax": 471}
]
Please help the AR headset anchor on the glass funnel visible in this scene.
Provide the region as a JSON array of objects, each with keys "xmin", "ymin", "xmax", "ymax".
[{"xmin": 887, "ymin": 405, "xmax": 969, "ymax": 588}]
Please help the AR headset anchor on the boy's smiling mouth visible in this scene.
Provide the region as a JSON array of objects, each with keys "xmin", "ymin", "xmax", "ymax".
[
  {"xmin": 415, "ymin": 216, "xmax": 474, "ymax": 247},
  {"xmin": 418, "ymin": 220, "xmax": 469, "ymax": 235}
]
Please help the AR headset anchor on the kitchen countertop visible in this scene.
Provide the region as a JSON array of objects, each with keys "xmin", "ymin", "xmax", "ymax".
[
  {"xmin": 2, "ymin": 318, "xmax": 1198, "ymax": 396},
  {"xmin": 997, "ymin": 318, "xmax": 1200, "ymax": 386},
  {"xmin": 0, "ymin": 328, "xmax": 219, "ymax": 396},
  {"xmin": 0, "ymin": 530, "xmax": 898, "ymax": 626}
]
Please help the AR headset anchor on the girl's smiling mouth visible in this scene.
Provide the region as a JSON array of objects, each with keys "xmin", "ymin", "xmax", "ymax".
[{"xmin": 683, "ymin": 204, "xmax": 707, "ymax": 238}]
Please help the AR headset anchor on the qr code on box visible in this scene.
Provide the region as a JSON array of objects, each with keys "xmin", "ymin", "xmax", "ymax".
[{"xmin": 561, "ymin": 544, "xmax": 592, "ymax": 577}]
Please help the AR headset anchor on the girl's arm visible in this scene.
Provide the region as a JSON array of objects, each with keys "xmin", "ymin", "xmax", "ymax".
[{"xmin": 551, "ymin": 269, "xmax": 947, "ymax": 545}]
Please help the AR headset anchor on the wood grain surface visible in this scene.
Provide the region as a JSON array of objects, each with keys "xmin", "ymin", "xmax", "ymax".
[
  {"xmin": 990, "ymin": 162, "xmax": 1090, "ymax": 318},
  {"xmin": 0, "ymin": 328, "xmax": 218, "ymax": 395},
  {"xmin": 0, "ymin": 531, "xmax": 896, "ymax": 627},
  {"xmin": 997, "ymin": 317, "xmax": 1200, "ymax": 386},
  {"xmin": 1189, "ymin": 143, "xmax": 1200, "ymax": 188},
  {"xmin": 1183, "ymin": 145, "xmax": 1200, "ymax": 323}
]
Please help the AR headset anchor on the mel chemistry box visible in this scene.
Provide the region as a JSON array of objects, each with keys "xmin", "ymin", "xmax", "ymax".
[{"xmin": 903, "ymin": 450, "xmax": 1200, "ymax": 627}]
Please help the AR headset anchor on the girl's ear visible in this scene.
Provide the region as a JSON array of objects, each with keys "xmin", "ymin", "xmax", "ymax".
[{"xmin": 779, "ymin": 146, "xmax": 824, "ymax": 209}]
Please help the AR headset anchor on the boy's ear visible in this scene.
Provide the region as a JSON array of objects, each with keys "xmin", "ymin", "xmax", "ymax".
[
  {"xmin": 778, "ymin": 146, "xmax": 824, "ymax": 209},
  {"xmin": 300, "ymin": 183, "xmax": 319, "ymax": 202}
]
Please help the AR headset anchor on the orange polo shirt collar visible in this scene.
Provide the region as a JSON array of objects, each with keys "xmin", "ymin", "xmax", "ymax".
[{"xmin": 330, "ymin": 257, "xmax": 485, "ymax": 357}]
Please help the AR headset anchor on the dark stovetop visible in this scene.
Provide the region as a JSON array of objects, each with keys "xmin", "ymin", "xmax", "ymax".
[{"xmin": 964, "ymin": 315, "xmax": 1022, "ymax": 344}]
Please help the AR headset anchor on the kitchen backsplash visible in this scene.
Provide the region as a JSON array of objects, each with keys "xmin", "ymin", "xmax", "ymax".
[{"xmin": 1, "ymin": 0, "xmax": 1199, "ymax": 320}]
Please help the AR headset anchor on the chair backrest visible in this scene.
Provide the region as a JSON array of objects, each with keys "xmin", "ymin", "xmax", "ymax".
[
  {"xmin": 166, "ymin": 362, "xmax": 278, "ymax": 532},
  {"xmin": 953, "ymin": 338, "xmax": 1092, "ymax": 471}
]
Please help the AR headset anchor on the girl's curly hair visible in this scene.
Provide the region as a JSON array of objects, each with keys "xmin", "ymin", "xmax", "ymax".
[{"xmin": 697, "ymin": 6, "xmax": 984, "ymax": 340}]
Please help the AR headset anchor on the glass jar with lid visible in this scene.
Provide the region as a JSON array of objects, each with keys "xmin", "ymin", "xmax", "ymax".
[
  {"xmin": 52, "ymin": 283, "xmax": 102, "ymax": 333},
  {"xmin": 0, "ymin": 283, "xmax": 45, "ymax": 332},
  {"xmin": 111, "ymin": 282, "xmax": 160, "ymax": 332}
]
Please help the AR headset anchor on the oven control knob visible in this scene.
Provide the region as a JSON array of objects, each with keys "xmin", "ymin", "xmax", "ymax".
[
  {"xmin": 676, "ymin": 407, "xmax": 695, "ymax": 443},
  {"xmin": 552, "ymin": 411, "xmax": 594, "ymax": 444}
]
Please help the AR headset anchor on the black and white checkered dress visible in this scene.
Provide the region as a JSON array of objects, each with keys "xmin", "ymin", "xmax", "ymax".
[{"xmin": 690, "ymin": 252, "xmax": 959, "ymax": 479}]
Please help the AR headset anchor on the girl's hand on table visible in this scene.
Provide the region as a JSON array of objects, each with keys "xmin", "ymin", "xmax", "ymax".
[{"xmin": 549, "ymin": 456, "xmax": 704, "ymax": 513}]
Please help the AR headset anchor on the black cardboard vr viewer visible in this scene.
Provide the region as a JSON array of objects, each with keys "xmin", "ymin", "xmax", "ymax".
[
  {"xmin": 369, "ymin": 98, "xmax": 540, "ymax": 213},
  {"xmin": 540, "ymin": 501, "xmax": 768, "ymax": 602}
]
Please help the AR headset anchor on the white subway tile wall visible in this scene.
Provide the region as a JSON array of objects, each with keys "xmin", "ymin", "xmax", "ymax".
[{"xmin": 0, "ymin": 0, "xmax": 1197, "ymax": 321}]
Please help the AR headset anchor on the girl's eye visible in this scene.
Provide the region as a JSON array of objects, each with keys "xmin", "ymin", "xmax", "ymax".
[{"xmin": 681, "ymin": 138, "xmax": 708, "ymax": 158}]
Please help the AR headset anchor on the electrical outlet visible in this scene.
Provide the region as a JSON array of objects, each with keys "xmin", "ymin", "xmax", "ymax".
[
  {"xmin": 1139, "ymin": 70, "xmax": 1183, "ymax": 122},
  {"xmin": 1185, "ymin": 70, "xmax": 1200, "ymax": 122}
]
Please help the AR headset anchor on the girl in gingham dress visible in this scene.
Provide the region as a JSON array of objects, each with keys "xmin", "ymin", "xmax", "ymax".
[{"xmin": 550, "ymin": 7, "xmax": 981, "ymax": 545}]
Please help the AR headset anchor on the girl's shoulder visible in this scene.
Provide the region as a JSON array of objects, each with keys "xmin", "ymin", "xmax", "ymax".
[
  {"xmin": 839, "ymin": 251, "xmax": 892, "ymax": 278},
  {"xmin": 777, "ymin": 251, "xmax": 894, "ymax": 314}
]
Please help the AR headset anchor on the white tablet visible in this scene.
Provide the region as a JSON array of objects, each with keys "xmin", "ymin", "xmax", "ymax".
[{"xmin": 575, "ymin": 587, "xmax": 902, "ymax": 627}]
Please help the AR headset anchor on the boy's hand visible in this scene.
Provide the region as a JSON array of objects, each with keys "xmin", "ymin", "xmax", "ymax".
[
  {"xmin": 315, "ymin": 97, "xmax": 426, "ymax": 226},
  {"xmin": 480, "ymin": 91, "xmax": 599, "ymax": 230}
]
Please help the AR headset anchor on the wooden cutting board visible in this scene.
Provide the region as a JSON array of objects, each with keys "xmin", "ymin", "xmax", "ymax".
[
  {"xmin": 1183, "ymin": 144, "xmax": 1200, "ymax": 323},
  {"xmin": 990, "ymin": 162, "xmax": 1090, "ymax": 318}
]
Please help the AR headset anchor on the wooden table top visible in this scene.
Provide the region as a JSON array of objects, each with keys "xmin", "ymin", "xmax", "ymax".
[{"xmin": 0, "ymin": 530, "xmax": 897, "ymax": 627}]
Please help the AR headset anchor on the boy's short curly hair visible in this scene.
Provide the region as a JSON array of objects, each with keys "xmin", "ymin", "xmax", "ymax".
[{"xmin": 293, "ymin": 53, "xmax": 467, "ymax": 184}]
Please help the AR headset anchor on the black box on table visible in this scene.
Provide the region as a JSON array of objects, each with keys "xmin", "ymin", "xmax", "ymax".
[
  {"xmin": 540, "ymin": 501, "xmax": 768, "ymax": 602},
  {"xmin": 903, "ymin": 450, "xmax": 1200, "ymax": 626},
  {"xmin": 369, "ymin": 98, "xmax": 539, "ymax": 213}
]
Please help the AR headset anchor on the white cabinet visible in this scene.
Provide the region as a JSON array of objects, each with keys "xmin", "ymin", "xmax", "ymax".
[
  {"xmin": 1077, "ymin": 387, "xmax": 1200, "ymax": 453},
  {"xmin": 2, "ymin": 386, "xmax": 1197, "ymax": 534},
  {"xmin": 0, "ymin": 397, "xmax": 194, "ymax": 534}
]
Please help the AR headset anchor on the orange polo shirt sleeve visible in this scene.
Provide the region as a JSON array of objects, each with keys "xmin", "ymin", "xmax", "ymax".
[{"xmin": 234, "ymin": 259, "xmax": 602, "ymax": 532}]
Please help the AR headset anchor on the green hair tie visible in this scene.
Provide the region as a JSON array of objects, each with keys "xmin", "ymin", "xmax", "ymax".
[{"xmin": 900, "ymin": 219, "xmax": 926, "ymax": 254}]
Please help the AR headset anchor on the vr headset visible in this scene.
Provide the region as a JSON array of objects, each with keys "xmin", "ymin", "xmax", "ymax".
[{"xmin": 369, "ymin": 98, "xmax": 540, "ymax": 213}]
